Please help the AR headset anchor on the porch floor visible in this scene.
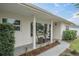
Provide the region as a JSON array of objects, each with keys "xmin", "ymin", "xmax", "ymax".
[{"xmin": 37, "ymin": 41, "xmax": 70, "ymax": 56}]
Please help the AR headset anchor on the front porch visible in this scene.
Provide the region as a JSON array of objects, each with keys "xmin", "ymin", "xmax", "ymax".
[
  {"xmin": 31, "ymin": 16, "xmax": 62, "ymax": 50},
  {"xmin": 22, "ymin": 16, "xmax": 63, "ymax": 55}
]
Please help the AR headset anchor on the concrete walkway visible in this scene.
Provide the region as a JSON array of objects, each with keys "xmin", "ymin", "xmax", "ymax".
[{"xmin": 38, "ymin": 41, "xmax": 70, "ymax": 56}]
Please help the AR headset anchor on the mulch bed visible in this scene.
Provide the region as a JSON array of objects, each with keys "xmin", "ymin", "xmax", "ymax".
[{"xmin": 20, "ymin": 41, "xmax": 59, "ymax": 56}]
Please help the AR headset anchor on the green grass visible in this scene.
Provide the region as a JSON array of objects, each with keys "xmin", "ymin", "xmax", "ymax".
[{"xmin": 70, "ymin": 39, "xmax": 79, "ymax": 53}]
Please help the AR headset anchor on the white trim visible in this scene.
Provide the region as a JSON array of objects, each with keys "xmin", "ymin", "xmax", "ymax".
[
  {"xmin": 20, "ymin": 3, "xmax": 75, "ymax": 25},
  {"xmin": 33, "ymin": 16, "xmax": 36, "ymax": 49},
  {"xmin": 50, "ymin": 20, "xmax": 53, "ymax": 43}
]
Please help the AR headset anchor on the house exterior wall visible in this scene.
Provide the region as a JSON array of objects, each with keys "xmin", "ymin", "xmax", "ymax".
[
  {"xmin": 53, "ymin": 22, "xmax": 61, "ymax": 40},
  {"xmin": 60, "ymin": 23, "xmax": 66, "ymax": 40},
  {"xmin": 53, "ymin": 22, "xmax": 68, "ymax": 42}
]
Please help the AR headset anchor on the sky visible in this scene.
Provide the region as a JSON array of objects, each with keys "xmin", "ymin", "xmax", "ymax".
[{"xmin": 34, "ymin": 3, "xmax": 79, "ymax": 25}]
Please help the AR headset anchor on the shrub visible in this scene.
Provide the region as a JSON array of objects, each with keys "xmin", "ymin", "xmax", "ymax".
[
  {"xmin": 63, "ymin": 30, "xmax": 77, "ymax": 41},
  {"xmin": 0, "ymin": 23, "xmax": 15, "ymax": 56}
]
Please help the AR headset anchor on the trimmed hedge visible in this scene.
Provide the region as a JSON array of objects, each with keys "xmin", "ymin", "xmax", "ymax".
[
  {"xmin": 0, "ymin": 24, "xmax": 15, "ymax": 56},
  {"xmin": 63, "ymin": 30, "xmax": 77, "ymax": 41}
]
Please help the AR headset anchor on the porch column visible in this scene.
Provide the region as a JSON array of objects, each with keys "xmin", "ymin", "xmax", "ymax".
[
  {"xmin": 50, "ymin": 20, "xmax": 53, "ymax": 43},
  {"xmin": 33, "ymin": 16, "xmax": 36, "ymax": 49},
  {"xmin": 47, "ymin": 24, "xmax": 49, "ymax": 38}
]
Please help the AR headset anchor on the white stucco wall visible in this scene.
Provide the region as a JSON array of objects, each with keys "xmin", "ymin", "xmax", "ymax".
[
  {"xmin": 53, "ymin": 22, "xmax": 61, "ymax": 40},
  {"xmin": 53, "ymin": 22, "xmax": 63, "ymax": 41},
  {"xmin": 60, "ymin": 23, "xmax": 66, "ymax": 40},
  {"xmin": 53, "ymin": 22, "xmax": 68, "ymax": 41}
]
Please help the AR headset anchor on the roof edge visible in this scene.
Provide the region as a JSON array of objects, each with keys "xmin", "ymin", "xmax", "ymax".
[{"xmin": 20, "ymin": 3, "xmax": 76, "ymax": 26}]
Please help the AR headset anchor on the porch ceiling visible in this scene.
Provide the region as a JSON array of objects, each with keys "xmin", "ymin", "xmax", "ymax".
[
  {"xmin": 0, "ymin": 3, "xmax": 60, "ymax": 22},
  {"xmin": 0, "ymin": 3, "xmax": 34, "ymax": 17}
]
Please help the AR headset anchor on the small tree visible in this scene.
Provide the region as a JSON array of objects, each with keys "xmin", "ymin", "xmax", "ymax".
[{"xmin": 0, "ymin": 23, "xmax": 15, "ymax": 56}]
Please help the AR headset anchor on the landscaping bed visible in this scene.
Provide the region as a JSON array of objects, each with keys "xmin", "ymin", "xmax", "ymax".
[{"xmin": 21, "ymin": 41, "xmax": 59, "ymax": 56}]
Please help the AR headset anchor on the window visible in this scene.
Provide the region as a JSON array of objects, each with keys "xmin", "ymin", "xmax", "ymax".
[
  {"xmin": 2, "ymin": 18, "xmax": 7, "ymax": 23},
  {"xmin": 14, "ymin": 26, "xmax": 20, "ymax": 31},
  {"xmin": 2, "ymin": 18, "xmax": 20, "ymax": 31},
  {"xmin": 14, "ymin": 20, "xmax": 20, "ymax": 25},
  {"xmin": 49, "ymin": 24, "xmax": 51, "ymax": 38},
  {"xmin": 13, "ymin": 20, "xmax": 20, "ymax": 31},
  {"xmin": 44, "ymin": 24, "xmax": 47, "ymax": 34},
  {"xmin": 54, "ymin": 22, "xmax": 57, "ymax": 26},
  {"xmin": 66, "ymin": 26, "xmax": 69, "ymax": 30},
  {"xmin": 30, "ymin": 22, "xmax": 33, "ymax": 36}
]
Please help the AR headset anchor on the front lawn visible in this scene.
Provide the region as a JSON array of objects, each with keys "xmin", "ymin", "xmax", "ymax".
[{"xmin": 70, "ymin": 38, "xmax": 79, "ymax": 53}]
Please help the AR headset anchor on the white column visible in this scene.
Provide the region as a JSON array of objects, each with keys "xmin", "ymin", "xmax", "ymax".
[
  {"xmin": 47, "ymin": 24, "xmax": 49, "ymax": 36},
  {"xmin": 50, "ymin": 20, "xmax": 53, "ymax": 43},
  {"xmin": 33, "ymin": 16, "xmax": 36, "ymax": 49}
]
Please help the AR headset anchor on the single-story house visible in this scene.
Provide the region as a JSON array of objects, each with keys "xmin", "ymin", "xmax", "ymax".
[{"xmin": 0, "ymin": 3, "xmax": 75, "ymax": 55}]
